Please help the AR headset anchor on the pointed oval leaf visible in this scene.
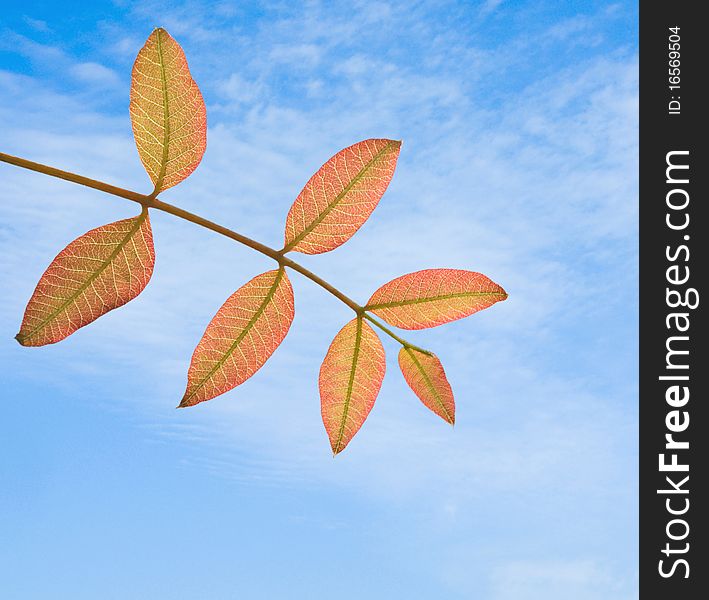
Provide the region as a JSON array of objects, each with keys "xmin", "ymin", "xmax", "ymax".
[
  {"xmin": 180, "ymin": 269, "xmax": 294, "ymax": 407},
  {"xmin": 398, "ymin": 348, "xmax": 455, "ymax": 424},
  {"xmin": 366, "ymin": 268, "xmax": 507, "ymax": 330},
  {"xmin": 130, "ymin": 27, "xmax": 207, "ymax": 194},
  {"xmin": 319, "ymin": 317, "xmax": 386, "ymax": 455},
  {"xmin": 283, "ymin": 138, "xmax": 401, "ymax": 255},
  {"xmin": 16, "ymin": 210, "xmax": 155, "ymax": 347}
]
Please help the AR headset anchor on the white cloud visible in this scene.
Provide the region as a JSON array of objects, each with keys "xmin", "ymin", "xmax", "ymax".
[
  {"xmin": 215, "ymin": 72, "xmax": 265, "ymax": 105},
  {"xmin": 1, "ymin": 3, "xmax": 637, "ymax": 460},
  {"xmin": 0, "ymin": 30, "xmax": 64, "ymax": 63},
  {"xmin": 268, "ymin": 43, "xmax": 321, "ymax": 67},
  {"xmin": 22, "ymin": 16, "xmax": 52, "ymax": 33},
  {"xmin": 0, "ymin": 4, "xmax": 637, "ymax": 593},
  {"xmin": 0, "ymin": 46, "xmax": 637, "ymax": 500},
  {"xmin": 69, "ymin": 61, "xmax": 121, "ymax": 87},
  {"xmin": 480, "ymin": 0, "xmax": 505, "ymax": 17},
  {"xmin": 487, "ymin": 559, "xmax": 638, "ymax": 600}
]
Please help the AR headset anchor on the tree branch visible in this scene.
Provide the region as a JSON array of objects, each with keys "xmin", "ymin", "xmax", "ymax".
[{"xmin": 0, "ymin": 151, "xmax": 431, "ymax": 354}]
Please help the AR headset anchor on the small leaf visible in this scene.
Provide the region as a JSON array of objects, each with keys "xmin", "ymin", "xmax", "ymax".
[
  {"xmin": 283, "ymin": 138, "xmax": 401, "ymax": 254},
  {"xmin": 130, "ymin": 27, "xmax": 207, "ymax": 194},
  {"xmin": 180, "ymin": 269, "xmax": 294, "ymax": 407},
  {"xmin": 398, "ymin": 348, "xmax": 455, "ymax": 424},
  {"xmin": 16, "ymin": 209, "xmax": 155, "ymax": 347},
  {"xmin": 366, "ymin": 268, "xmax": 507, "ymax": 330},
  {"xmin": 319, "ymin": 317, "xmax": 386, "ymax": 455}
]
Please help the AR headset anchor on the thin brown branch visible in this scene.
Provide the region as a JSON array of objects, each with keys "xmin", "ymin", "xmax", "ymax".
[{"xmin": 0, "ymin": 151, "xmax": 429, "ymax": 352}]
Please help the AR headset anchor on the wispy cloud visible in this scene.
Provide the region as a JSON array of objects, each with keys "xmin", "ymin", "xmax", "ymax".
[
  {"xmin": 1, "ymin": 2, "xmax": 637, "ymax": 597},
  {"xmin": 480, "ymin": 0, "xmax": 506, "ymax": 17},
  {"xmin": 22, "ymin": 16, "xmax": 51, "ymax": 33},
  {"xmin": 69, "ymin": 61, "xmax": 121, "ymax": 87},
  {"xmin": 488, "ymin": 559, "xmax": 636, "ymax": 600}
]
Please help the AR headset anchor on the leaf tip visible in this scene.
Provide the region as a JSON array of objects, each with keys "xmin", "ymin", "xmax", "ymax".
[
  {"xmin": 177, "ymin": 396, "xmax": 195, "ymax": 409},
  {"xmin": 14, "ymin": 332, "xmax": 26, "ymax": 346}
]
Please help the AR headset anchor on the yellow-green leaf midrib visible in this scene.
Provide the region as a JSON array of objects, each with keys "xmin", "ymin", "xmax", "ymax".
[
  {"xmin": 405, "ymin": 347, "xmax": 451, "ymax": 423},
  {"xmin": 153, "ymin": 28, "xmax": 171, "ymax": 195},
  {"xmin": 334, "ymin": 317, "xmax": 363, "ymax": 454},
  {"xmin": 284, "ymin": 141, "xmax": 396, "ymax": 252},
  {"xmin": 182, "ymin": 269, "xmax": 285, "ymax": 404},
  {"xmin": 366, "ymin": 290, "xmax": 506, "ymax": 310},
  {"xmin": 18, "ymin": 210, "xmax": 148, "ymax": 344}
]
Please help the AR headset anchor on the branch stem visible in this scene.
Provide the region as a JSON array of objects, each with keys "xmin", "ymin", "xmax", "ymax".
[
  {"xmin": 362, "ymin": 314, "xmax": 432, "ymax": 356},
  {"xmin": 0, "ymin": 151, "xmax": 429, "ymax": 352},
  {"xmin": 0, "ymin": 152, "xmax": 146, "ymax": 203}
]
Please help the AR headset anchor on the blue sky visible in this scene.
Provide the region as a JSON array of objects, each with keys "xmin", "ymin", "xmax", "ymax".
[{"xmin": 0, "ymin": 1, "xmax": 638, "ymax": 598}]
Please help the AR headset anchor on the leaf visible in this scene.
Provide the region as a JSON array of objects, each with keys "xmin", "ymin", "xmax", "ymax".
[
  {"xmin": 398, "ymin": 348, "xmax": 455, "ymax": 424},
  {"xmin": 319, "ymin": 317, "xmax": 386, "ymax": 455},
  {"xmin": 283, "ymin": 138, "xmax": 401, "ymax": 254},
  {"xmin": 16, "ymin": 209, "xmax": 155, "ymax": 347},
  {"xmin": 130, "ymin": 27, "xmax": 207, "ymax": 194},
  {"xmin": 366, "ymin": 268, "xmax": 507, "ymax": 330},
  {"xmin": 180, "ymin": 269, "xmax": 294, "ymax": 407}
]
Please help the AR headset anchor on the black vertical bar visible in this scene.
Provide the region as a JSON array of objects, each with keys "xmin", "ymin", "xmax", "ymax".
[{"xmin": 640, "ymin": 2, "xmax": 705, "ymax": 596}]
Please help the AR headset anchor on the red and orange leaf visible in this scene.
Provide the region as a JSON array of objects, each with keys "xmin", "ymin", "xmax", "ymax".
[
  {"xmin": 319, "ymin": 317, "xmax": 386, "ymax": 455},
  {"xmin": 283, "ymin": 138, "xmax": 401, "ymax": 255},
  {"xmin": 130, "ymin": 27, "xmax": 207, "ymax": 194},
  {"xmin": 180, "ymin": 269, "xmax": 294, "ymax": 407},
  {"xmin": 366, "ymin": 268, "xmax": 507, "ymax": 330},
  {"xmin": 398, "ymin": 348, "xmax": 455, "ymax": 424},
  {"xmin": 16, "ymin": 210, "xmax": 155, "ymax": 347}
]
